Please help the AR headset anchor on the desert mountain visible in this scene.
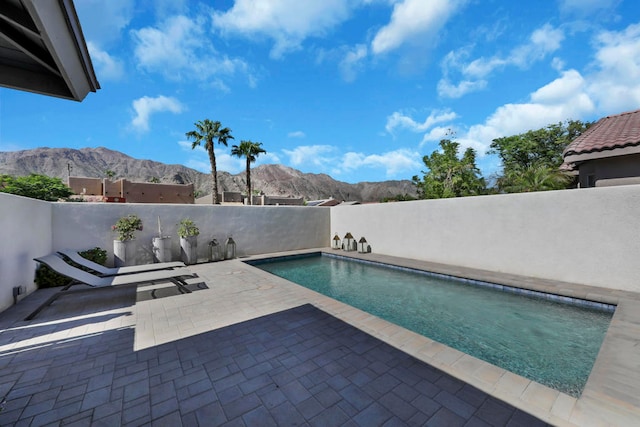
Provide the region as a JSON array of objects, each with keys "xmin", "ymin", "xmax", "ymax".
[{"xmin": 0, "ymin": 147, "xmax": 417, "ymax": 202}]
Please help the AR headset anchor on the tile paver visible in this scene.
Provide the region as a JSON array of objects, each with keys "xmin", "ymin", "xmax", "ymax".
[{"xmin": 1, "ymin": 249, "xmax": 639, "ymax": 426}]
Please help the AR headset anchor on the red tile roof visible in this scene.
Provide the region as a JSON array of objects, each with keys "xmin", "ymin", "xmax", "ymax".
[{"xmin": 564, "ymin": 108, "xmax": 640, "ymax": 158}]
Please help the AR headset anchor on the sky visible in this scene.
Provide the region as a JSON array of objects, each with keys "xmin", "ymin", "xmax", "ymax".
[{"xmin": 1, "ymin": 0, "xmax": 639, "ymax": 184}]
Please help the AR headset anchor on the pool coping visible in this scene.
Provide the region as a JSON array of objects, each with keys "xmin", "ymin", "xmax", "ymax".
[{"xmin": 244, "ymin": 248, "xmax": 640, "ymax": 426}]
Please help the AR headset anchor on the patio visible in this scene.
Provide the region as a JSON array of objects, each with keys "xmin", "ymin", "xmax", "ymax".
[{"xmin": 1, "ymin": 250, "xmax": 639, "ymax": 426}]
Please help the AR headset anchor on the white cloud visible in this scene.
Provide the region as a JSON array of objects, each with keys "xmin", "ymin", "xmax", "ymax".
[
  {"xmin": 438, "ymin": 24, "xmax": 564, "ymax": 98},
  {"xmin": 75, "ymin": 0, "xmax": 134, "ymax": 46},
  {"xmin": 371, "ymin": 0, "xmax": 465, "ymax": 55},
  {"xmin": 339, "ymin": 44, "xmax": 368, "ymax": 82},
  {"xmin": 131, "ymin": 96, "xmax": 184, "ymax": 132},
  {"xmin": 212, "ymin": 0, "xmax": 353, "ymax": 58},
  {"xmin": 437, "ymin": 79, "xmax": 487, "ymax": 99},
  {"xmin": 336, "ymin": 149, "xmax": 422, "ymax": 178},
  {"xmin": 215, "ymin": 153, "xmax": 246, "ymax": 174},
  {"xmin": 588, "ymin": 23, "xmax": 640, "ymax": 112},
  {"xmin": 559, "ymin": 0, "xmax": 619, "ymax": 15},
  {"xmin": 87, "ymin": 42, "xmax": 124, "ymax": 81},
  {"xmin": 386, "ymin": 110, "xmax": 458, "ymax": 134},
  {"xmin": 283, "ymin": 145, "xmax": 336, "ymax": 167},
  {"xmin": 456, "ymin": 70, "xmax": 594, "ymax": 154},
  {"xmin": 287, "ymin": 131, "xmax": 306, "ymax": 138},
  {"xmin": 132, "ymin": 15, "xmax": 250, "ymax": 85}
]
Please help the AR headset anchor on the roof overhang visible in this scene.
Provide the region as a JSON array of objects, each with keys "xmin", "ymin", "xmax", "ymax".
[
  {"xmin": 564, "ymin": 144, "xmax": 640, "ymax": 166},
  {"xmin": 0, "ymin": 0, "xmax": 99, "ymax": 101}
]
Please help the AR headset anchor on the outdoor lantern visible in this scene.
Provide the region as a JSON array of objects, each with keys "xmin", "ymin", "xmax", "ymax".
[
  {"xmin": 208, "ymin": 239, "xmax": 223, "ymax": 262},
  {"xmin": 225, "ymin": 236, "xmax": 236, "ymax": 260},
  {"xmin": 331, "ymin": 233, "xmax": 342, "ymax": 250},
  {"xmin": 343, "ymin": 232, "xmax": 356, "ymax": 251},
  {"xmin": 358, "ymin": 237, "xmax": 369, "ymax": 253}
]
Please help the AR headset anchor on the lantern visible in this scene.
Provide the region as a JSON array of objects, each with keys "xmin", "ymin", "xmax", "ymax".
[
  {"xmin": 225, "ymin": 236, "xmax": 236, "ymax": 260},
  {"xmin": 331, "ymin": 233, "xmax": 341, "ymax": 250},
  {"xmin": 208, "ymin": 239, "xmax": 223, "ymax": 262},
  {"xmin": 358, "ymin": 237, "xmax": 369, "ymax": 253},
  {"xmin": 343, "ymin": 232, "xmax": 356, "ymax": 251}
]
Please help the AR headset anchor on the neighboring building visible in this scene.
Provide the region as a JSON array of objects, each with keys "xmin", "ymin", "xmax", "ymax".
[
  {"xmin": 195, "ymin": 191, "xmax": 304, "ymax": 206},
  {"xmin": 563, "ymin": 109, "xmax": 640, "ymax": 188},
  {"xmin": 68, "ymin": 177, "xmax": 194, "ymax": 204}
]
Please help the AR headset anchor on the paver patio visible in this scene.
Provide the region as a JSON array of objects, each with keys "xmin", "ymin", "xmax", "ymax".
[{"xmin": 0, "ymin": 250, "xmax": 639, "ymax": 426}]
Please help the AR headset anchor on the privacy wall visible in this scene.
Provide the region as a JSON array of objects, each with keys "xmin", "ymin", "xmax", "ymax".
[
  {"xmin": 331, "ymin": 185, "xmax": 640, "ymax": 293},
  {"xmin": 0, "ymin": 193, "xmax": 52, "ymax": 312},
  {"xmin": 51, "ymin": 203, "xmax": 330, "ymax": 265},
  {"xmin": 0, "ymin": 197, "xmax": 330, "ymax": 312}
]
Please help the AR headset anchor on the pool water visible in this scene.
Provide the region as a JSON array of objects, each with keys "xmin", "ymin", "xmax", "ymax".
[{"xmin": 253, "ymin": 254, "xmax": 613, "ymax": 397}]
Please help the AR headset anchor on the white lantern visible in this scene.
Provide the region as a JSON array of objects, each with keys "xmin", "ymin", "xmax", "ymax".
[
  {"xmin": 358, "ymin": 237, "xmax": 369, "ymax": 253},
  {"xmin": 208, "ymin": 239, "xmax": 223, "ymax": 262},
  {"xmin": 225, "ymin": 236, "xmax": 236, "ymax": 260},
  {"xmin": 331, "ymin": 233, "xmax": 342, "ymax": 249},
  {"xmin": 343, "ymin": 232, "xmax": 355, "ymax": 251}
]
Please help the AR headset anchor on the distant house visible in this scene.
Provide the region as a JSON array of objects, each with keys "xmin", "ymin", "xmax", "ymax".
[
  {"xmin": 196, "ymin": 191, "xmax": 304, "ymax": 206},
  {"xmin": 68, "ymin": 177, "xmax": 194, "ymax": 204},
  {"xmin": 563, "ymin": 109, "xmax": 640, "ymax": 188}
]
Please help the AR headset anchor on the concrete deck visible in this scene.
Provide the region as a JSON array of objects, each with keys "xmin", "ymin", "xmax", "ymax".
[{"xmin": 1, "ymin": 249, "xmax": 639, "ymax": 425}]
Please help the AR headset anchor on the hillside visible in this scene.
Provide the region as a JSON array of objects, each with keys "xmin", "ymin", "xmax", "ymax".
[{"xmin": 0, "ymin": 147, "xmax": 417, "ymax": 202}]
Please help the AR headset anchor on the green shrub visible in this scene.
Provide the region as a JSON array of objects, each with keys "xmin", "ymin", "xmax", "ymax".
[{"xmin": 35, "ymin": 247, "xmax": 107, "ymax": 288}]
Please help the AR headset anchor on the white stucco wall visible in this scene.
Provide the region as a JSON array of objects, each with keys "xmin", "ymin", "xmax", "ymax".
[
  {"xmin": 51, "ymin": 203, "xmax": 331, "ymax": 265},
  {"xmin": 2, "ymin": 184, "xmax": 639, "ymax": 313},
  {"xmin": 0, "ymin": 193, "xmax": 52, "ymax": 312},
  {"xmin": 331, "ymin": 185, "xmax": 640, "ymax": 293}
]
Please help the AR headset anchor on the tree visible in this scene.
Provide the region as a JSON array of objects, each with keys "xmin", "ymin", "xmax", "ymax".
[
  {"xmin": 412, "ymin": 139, "xmax": 486, "ymax": 199},
  {"xmin": 231, "ymin": 140, "xmax": 266, "ymax": 205},
  {"xmin": 185, "ymin": 119, "xmax": 234, "ymax": 204},
  {"xmin": 0, "ymin": 174, "xmax": 74, "ymax": 201},
  {"xmin": 105, "ymin": 170, "xmax": 116, "ymax": 180},
  {"xmin": 489, "ymin": 120, "xmax": 591, "ymax": 192},
  {"xmin": 497, "ymin": 164, "xmax": 571, "ymax": 193},
  {"xmin": 489, "ymin": 120, "xmax": 591, "ymax": 170}
]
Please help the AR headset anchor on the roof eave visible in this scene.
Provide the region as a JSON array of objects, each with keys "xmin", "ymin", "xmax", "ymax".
[
  {"xmin": 564, "ymin": 144, "xmax": 640, "ymax": 165},
  {"xmin": 6, "ymin": 0, "xmax": 99, "ymax": 101}
]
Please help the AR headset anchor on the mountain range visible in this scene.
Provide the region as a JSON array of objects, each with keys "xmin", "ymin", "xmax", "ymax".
[{"xmin": 0, "ymin": 147, "xmax": 417, "ymax": 202}]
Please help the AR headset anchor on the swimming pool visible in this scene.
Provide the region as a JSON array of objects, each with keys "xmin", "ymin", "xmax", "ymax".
[{"xmin": 250, "ymin": 253, "xmax": 614, "ymax": 397}]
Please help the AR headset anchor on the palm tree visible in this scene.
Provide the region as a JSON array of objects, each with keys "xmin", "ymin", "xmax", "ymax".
[
  {"xmin": 231, "ymin": 140, "xmax": 266, "ymax": 205},
  {"xmin": 185, "ymin": 119, "xmax": 234, "ymax": 204},
  {"xmin": 498, "ymin": 163, "xmax": 571, "ymax": 193}
]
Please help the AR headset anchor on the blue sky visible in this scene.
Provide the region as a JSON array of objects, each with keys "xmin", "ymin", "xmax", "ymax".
[{"xmin": 1, "ymin": 0, "xmax": 639, "ymax": 184}]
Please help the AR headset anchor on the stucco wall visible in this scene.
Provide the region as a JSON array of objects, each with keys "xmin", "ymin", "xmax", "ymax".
[
  {"xmin": 331, "ymin": 185, "xmax": 640, "ymax": 293},
  {"xmin": 51, "ymin": 203, "xmax": 330, "ymax": 266},
  {"xmin": 0, "ymin": 193, "xmax": 52, "ymax": 312},
  {"xmin": 579, "ymin": 153, "xmax": 640, "ymax": 187}
]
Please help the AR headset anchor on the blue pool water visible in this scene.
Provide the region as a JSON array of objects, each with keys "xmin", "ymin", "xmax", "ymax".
[{"xmin": 252, "ymin": 254, "xmax": 613, "ymax": 397}]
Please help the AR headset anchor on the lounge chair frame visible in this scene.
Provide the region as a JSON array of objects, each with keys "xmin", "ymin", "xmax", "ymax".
[
  {"xmin": 27, "ymin": 254, "xmax": 197, "ymax": 320},
  {"xmin": 57, "ymin": 249, "xmax": 185, "ymax": 276}
]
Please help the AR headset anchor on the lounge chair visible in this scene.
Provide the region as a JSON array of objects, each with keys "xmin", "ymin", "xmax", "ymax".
[
  {"xmin": 27, "ymin": 254, "xmax": 198, "ymax": 320},
  {"xmin": 58, "ymin": 249, "xmax": 185, "ymax": 276}
]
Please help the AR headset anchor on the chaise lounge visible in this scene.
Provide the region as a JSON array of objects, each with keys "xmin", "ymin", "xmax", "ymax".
[
  {"xmin": 28, "ymin": 254, "xmax": 199, "ymax": 320},
  {"xmin": 57, "ymin": 249, "xmax": 185, "ymax": 276}
]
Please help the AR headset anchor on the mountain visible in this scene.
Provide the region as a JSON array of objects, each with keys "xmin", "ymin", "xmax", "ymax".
[{"xmin": 0, "ymin": 147, "xmax": 418, "ymax": 202}]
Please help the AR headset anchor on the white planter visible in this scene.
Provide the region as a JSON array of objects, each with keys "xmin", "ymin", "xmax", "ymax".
[
  {"xmin": 114, "ymin": 240, "xmax": 134, "ymax": 267},
  {"xmin": 152, "ymin": 237, "xmax": 171, "ymax": 263},
  {"xmin": 180, "ymin": 236, "xmax": 198, "ymax": 265}
]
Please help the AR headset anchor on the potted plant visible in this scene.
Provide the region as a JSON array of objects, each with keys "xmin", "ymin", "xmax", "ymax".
[
  {"xmin": 112, "ymin": 214, "xmax": 143, "ymax": 267},
  {"xmin": 178, "ymin": 218, "xmax": 199, "ymax": 265}
]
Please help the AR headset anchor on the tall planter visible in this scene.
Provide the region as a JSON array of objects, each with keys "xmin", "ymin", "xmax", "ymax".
[
  {"xmin": 114, "ymin": 240, "xmax": 134, "ymax": 267},
  {"xmin": 153, "ymin": 236, "xmax": 171, "ymax": 263},
  {"xmin": 180, "ymin": 236, "xmax": 198, "ymax": 265}
]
